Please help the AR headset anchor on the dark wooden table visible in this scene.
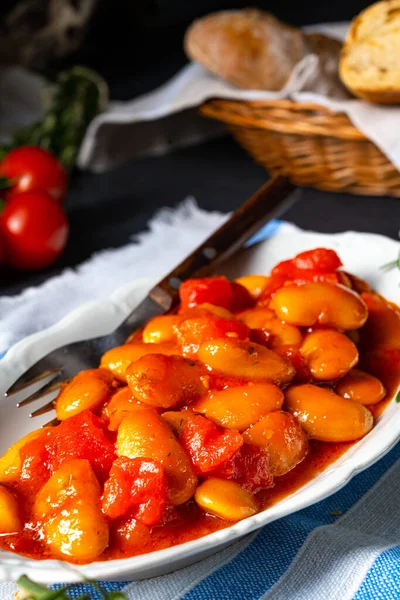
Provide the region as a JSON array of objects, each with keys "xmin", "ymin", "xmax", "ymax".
[{"xmin": 1, "ymin": 135, "xmax": 399, "ymax": 297}]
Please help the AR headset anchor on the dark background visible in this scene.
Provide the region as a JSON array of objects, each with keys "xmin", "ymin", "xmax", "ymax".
[
  {"xmin": 2, "ymin": 0, "xmax": 396, "ymax": 297},
  {"xmin": 58, "ymin": 0, "xmax": 373, "ymax": 98}
]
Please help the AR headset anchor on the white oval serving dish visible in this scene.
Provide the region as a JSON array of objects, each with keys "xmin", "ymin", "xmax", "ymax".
[{"xmin": 0, "ymin": 224, "xmax": 399, "ymax": 583}]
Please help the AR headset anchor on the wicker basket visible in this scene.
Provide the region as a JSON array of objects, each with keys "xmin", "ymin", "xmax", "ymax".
[{"xmin": 200, "ymin": 98, "xmax": 400, "ymax": 197}]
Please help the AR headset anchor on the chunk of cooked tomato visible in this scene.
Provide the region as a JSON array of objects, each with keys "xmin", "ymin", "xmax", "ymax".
[
  {"xmin": 20, "ymin": 410, "xmax": 115, "ymax": 486},
  {"xmin": 230, "ymin": 282, "xmax": 254, "ymax": 312},
  {"xmin": 126, "ymin": 354, "xmax": 206, "ymax": 409},
  {"xmin": 50, "ymin": 410, "xmax": 115, "ymax": 481},
  {"xmin": 211, "ymin": 443, "xmax": 273, "ymax": 493},
  {"xmin": 176, "ymin": 310, "xmax": 249, "ymax": 358},
  {"xmin": 18, "ymin": 430, "xmax": 53, "ymax": 494},
  {"xmin": 179, "ymin": 276, "xmax": 233, "ymax": 311},
  {"xmin": 272, "ymin": 248, "xmax": 341, "ymax": 277},
  {"xmin": 179, "ymin": 414, "xmax": 243, "ymax": 475},
  {"xmin": 291, "ymin": 248, "xmax": 342, "ymax": 272},
  {"xmin": 260, "ymin": 248, "xmax": 343, "ymax": 299},
  {"xmin": 102, "ymin": 457, "xmax": 166, "ymax": 526},
  {"xmin": 261, "ymin": 271, "xmax": 342, "ymax": 299}
]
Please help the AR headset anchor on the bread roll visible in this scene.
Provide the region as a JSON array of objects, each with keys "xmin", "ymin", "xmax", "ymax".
[
  {"xmin": 340, "ymin": 0, "xmax": 400, "ymax": 103},
  {"xmin": 184, "ymin": 9, "xmax": 308, "ymax": 91}
]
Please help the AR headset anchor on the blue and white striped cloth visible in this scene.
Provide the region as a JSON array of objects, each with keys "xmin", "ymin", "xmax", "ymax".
[
  {"xmin": 50, "ymin": 441, "xmax": 400, "ymax": 599},
  {"xmin": 1, "ymin": 208, "xmax": 399, "ymax": 599}
]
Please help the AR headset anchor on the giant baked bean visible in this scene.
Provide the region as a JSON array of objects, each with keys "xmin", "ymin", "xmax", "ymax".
[
  {"xmin": 195, "ymin": 478, "xmax": 258, "ymax": 520},
  {"xmin": 271, "ymin": 282, "xmax": 368, "ymax": 329},
  {"xmin": 192, "ymin": 382, "xmax": 283, "ymax": 432},
  {"xmin": 285, "ymin": 384, "xmax": 373, "ymax": 442},
  {"xmin": 117, "ymin": 411, "xmax": 197, "ymax": 505},
  {"xmin": 243, "ymin": 411, "xmax": 308, "ymax": 476},
  {"xmin": 102, "ymin": 387, "xmax": 150, "ymax": 431},
  {"xmin": 100, "ymin": 342, "xmax": 180, "ymax": 381},
  {"xmin": 300, "ymin": 329, "xmax": 359, "ymax": 380},
  {"xmin": 126, "ymin": 354, "xmax": 207, "ymax": 409},
  {"xmin": 336, "ymin": 369, "xmax": 386, "ymax": 405},
  {"xmin": 360, "ymin": 293, "xmax": 400, "ymax": 347},
  {"xmin": 0, "ymin": 485, "xmax": 22, "ymax": 533},
  {"xmin": 142, "ymin": 315, "xmax": 180, "ymax": 344},
  {"xmin": 237, "ymin": 308, "xmax": 275, "ymax": 329},
  {"xmin": 198, "ymin": 339, "xmax": 295, "ymax": 385},
  {"xmin": 34, "ymin": 459, "xmax": 108, "ymax": 561},
  {"xmin": 0, "ymin": 428, "xmax": 49, "ymax": 483},
  {"xmin": 235, "ymin": 275, "xmax": 269, "ymax": 300},
  {"xmin": 56, "ymin": 368, "xmax": 113, "ymax": 420}
]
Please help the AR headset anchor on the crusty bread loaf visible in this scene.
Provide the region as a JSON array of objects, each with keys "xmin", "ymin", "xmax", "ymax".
[
  {"xmin": 184, "ymin": 9, "xmax": 308, "ymax": 91},
  {"xmin": 340, "ymin": 0, "xmax": 400, "ymax": 103}
]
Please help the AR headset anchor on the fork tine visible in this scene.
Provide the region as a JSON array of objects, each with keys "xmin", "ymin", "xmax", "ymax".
[
  {"xmin": 30, "ymin": 399, "xmax": 56, "ymax": 418},
  {"xmin": 43, "ymin": 417, "xmax": 60, "ymax": 427},
  {"xmin": 6, "ymin": 365, "xmax": 63, "ymax": 397},
  {"xmin": 17, "ymin": 376, "xmax": 64, "ymax": 408}
]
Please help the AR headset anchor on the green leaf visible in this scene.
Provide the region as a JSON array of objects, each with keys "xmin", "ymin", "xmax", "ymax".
[
  {"xmin": 381, "ymin": 252, "xmax": 400, "ymax": 272},
  {"xmin": 73, "ymin": 577, "xmax": 127, "ymax": 600},
  {"xmin": 0, "ymin": 66, "xmax": 108, "ymax": 172},
  {"xmin": 16, "ymin": 576, "xmax": 128, "ymax": 600},
  {"xmin": 43, "ymin": 591, "xmax": 71, "ymax": 600},
  {"xmin": 395, "ymin": 390, "xmax": 400, "ymax": 403},
  {"xmin": 16, "ymin": 575, "xmax": 69, "ymax": 600}
]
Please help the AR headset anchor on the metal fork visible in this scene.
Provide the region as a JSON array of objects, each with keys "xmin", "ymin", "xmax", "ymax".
[{"xmin": 5, "ymin": 176, "xmax": 295, "ymax": 420}]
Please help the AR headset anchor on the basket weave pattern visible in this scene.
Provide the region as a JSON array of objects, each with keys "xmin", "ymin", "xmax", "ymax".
[{"xmin": 200, "ymin": 99, "xmax": 400, "ymax": 196}]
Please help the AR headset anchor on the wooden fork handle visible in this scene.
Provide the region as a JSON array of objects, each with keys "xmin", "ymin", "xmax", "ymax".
[{"xmin": 149, "ymin": 175, "xmax": 296, "ymax": 311}]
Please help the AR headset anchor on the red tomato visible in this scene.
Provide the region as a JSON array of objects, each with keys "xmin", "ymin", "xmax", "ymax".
[
  {"xmin": 211, "ymin": 444, "xmax": 273, "ymax": 493},
  {"xmin": 49, "ymin": 410, "xmax": 116, "ymax": 482},
  {"xmin": 0, "ymin": 190, "xmax": 69, "ymax": 270},
  {"xmin": 289, "ymin": 270, "xmax": 341, "ymax": 286},
  {"xmin": 260, "ymin": 248, "xmax": 343, "ymax": 300},
  {"xmin": 19, "ymin": 410, "xmax": 115, "ymax": 484},
  {"xmin": 260, "ymin": 273, "xmax": 292, "ymax": 298},
  {"xmin": 0, "ymin": 146, "xmax": 67, "ymax": 202},
  {"xmin": 176, "ymin": 310, "xmax": 249, "ymax": 358},
  {"xmin": 230, "ymin": 281, "xmax": 254, "ymax": 312},
  {"xmin": 291, "ymin": 248, "xmax": 342, "ymax": 272},
  {"xmin": 102, "ymin": 457, "xmax": 166, "ymax": 525},
  {"xmin": 271, "ymin": 259, "xmax": 298, "ymax": 280},
  {"xmin": 179, "ymin": 414, "xmax": 243, "ymax": 474},
  {"xmin": 19, "ymin": 412, "xmax": 116, "ymax": 494},
  {"xmin": 179, "ymin": 276, "xmax": 233, "ymax": 310},
  {"xmin": 271, "ymin": 248, "xmax": 341, "ymax": 277}
]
